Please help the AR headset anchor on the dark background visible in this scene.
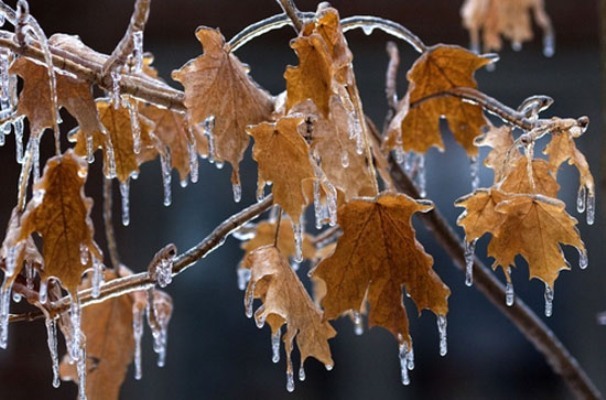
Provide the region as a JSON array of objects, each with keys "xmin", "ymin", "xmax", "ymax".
[{"xmin": 0, "ymin": 1, "xmax": 603, "ymax": 399}]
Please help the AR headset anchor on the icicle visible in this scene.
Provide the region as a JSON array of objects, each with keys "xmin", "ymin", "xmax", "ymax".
[
  {"xmin": 313, "ymin": 180, "xmax": 323, "ymax": 229},
  {"xmin": 25, "ymin": 261, "xmax": 35, "ymax": 290},
  {"xmin": 579, "ymin": 249, "xmax": 588, "ymax": 270},
  {"xmin": 290, "ymin": 260, "xmax": 300, "ymax": 271},
  {"xmin": 298, "ymin": 365, "xmax": 306, "ymax": 381},
  {"xmin": 68, "ymin": 299, "xmax": 82, "ymax": 361},
  {"xmin": 38, "ymin": 279, "xmax": 48, "ymax": 304},
  {"xmin": 110, "ymin": 67, "xmax": 121, "ymax": 109},
  {"xmin": 203, "ymin": 117, "xmax": 217, "ymax": 163},
  {"xmin": 544, "ymin": 284, "xmax": 554, "ymax": 317},
  {"xmin": 254, "ymin": 306, "xmax": 266, "ymax": 328},
  {"xmin": 79, "ymin": 244, "xmax": 89, "ymax": 266},
  {"xmin": 543, "ymin": 32, "xmax": 555, "ymax": 57},
  {"xmin": 464, "ymin": 239, "xmax": 476, "ymax": 287},
  {"xmin": 470, "ymin": 156, "xmax": 480, "ymax": 190},
  {"xmin": 512, "ymin": 41, "xmax": 522, "ymax": 52},
  {"xmin": 398, "ymin": 340, "xmax": 414, "ymax": 386},
  {"xmin": 132, "ymin": 30, "xmax": 144, "ymax": 73},
  {"xmin": 292, "ymin": 220, "xmax": 304, "ymax": 263},
  {"xmin": 132, "ymin": 306, "xmax": 144, "ymax": 380},
  {"xmin": 148, "ymin": 293, "xmax": 172, "ymax": 368},
  {"xmin": 5, "ymin": 242, "xmax": 23, "ymax": 277},
  {"xmin": 0, "ymin": 276, "xmax": 13, "ymax": 349},
  {"xmin": 12, "ymin": 293, "xmax": 21, "ymax": 303},
  {"xmin": 30, "ymin": 135, "xmax": 41, "ymax": 181},
  {"xmin": 245, "ymin": 282, "xmax": 255, "ymax": 318},
  {"xmin": 160, "ymin": 152, "xmax": 172, "ymax": 207},
  {"xmin": 417, "ymin": 154, "xmax": 426, "ymax": 198},
  {"xmin": 232, "ymin": 183, "xmax": 241, "ymax": 203},
  {"xmin": 120, "ymin": 179, "xmax": 130, "ymax": 226},
  {"xmin": 437, "ymin": 315, "xmax": 447, "ymax": 356},
  {"xmin": 85, "ymin": 132, "xmax": 94, "ymax": 163},
  {"xmin": 104, "ymin": 130, "xmax": 117, "ymax": 179},
  {"xmin": 127, "ymin": 101, "xmax": 142, "ymax": 154},
  {"xmin": 598, "ymin": 312, "xmax": 606, "ymax": 325},
  {"xmin": 91, "ymin": 257, "xmax": 103, "ymax": 299},
  {"xmin": 237, "ymin": 267, "xmax": 251, "ymax": 291},
  {"xmin": 325, "ymin": 183, "xmax": 337, "ymax": 227},
  {"xmin": 404, "ymin": 151, "xmax": 414, "ymax": 174},
  {"xmin": 0, "ymin": 49, "xmax": 11, "ymax": 112},
  {"xmin": 353, "ymin": 311, "xmax": 364, "ymax": 336},
  {"xmin": 271, "ymin": 328, "xmax": 281, "ymax": 363},
  {"xmin": 506, "ymin": 282, "xmax": 515, "ymax": 307},
  {"xmin": 76, "ymin": 346, "xmax": 87, "ymax": 400},
  {"xmin": 156, "ymin": 258, "xmax": 173, "ymax": 288},
  {"xmin": 586, "ymin": 192, "xmax": 595, "ymax": 225},
  {"xmin": 341, "ymin": 151, "xmax": 349, "ymax": 168},
  {"xmin": 285, "ymin": 353, "xmax": 295, "ymax": 392},
  {"xmin": 45, "ymin": 317, "xmax": 60, "ymax": 388},
  {"xmin": 577, "ymin": 185, "xmax": 586, "ymax": 213}
]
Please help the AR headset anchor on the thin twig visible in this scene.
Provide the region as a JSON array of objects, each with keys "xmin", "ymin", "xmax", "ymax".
[
  {"xmin": 103, "ymin": 177, "xmax": 121, "ymax": 271},
  {"xmin": 366, "ymin": 120, "xmax": 601, "ymax": 400},
  {"xmin": 275, "ymin": 0, "xmax": 303, "ymax": 32}
]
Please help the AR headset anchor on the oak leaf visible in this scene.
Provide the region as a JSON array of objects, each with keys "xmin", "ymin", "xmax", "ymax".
[
  {"xmin": 544, "ymin": 131, "xmax": 595, "ymax": 196},
  {"xmin": 17, "ymin": 150, "xmax": 102, "ymax": 295},
  {"xmin": 248, "ymin": 117, "xmax": 315, "ymax": 222},
  {"xmin": 11, "ymin": 57, "xmax": 103, "ymax": 136},
  {"xmin": 312, "ymin": 192, "xmax": 450, "ymax": 345},
  {"xmin": 457, "ymin": 189, "xmax": 584, "ymax": 286},
  {"xmin": 59, "ymin": 271, "xmax": 134, "ymax": 400},
  {"xmin": 171, "ymin": 27, "xmax": 273, "ymax": 185},
  {"xmin": 396, "ymin": 45, "xmax": 490, "ymax": 155},
  {"xmin": 244, "ymin": 246, "xmax": 336, "ymax": 375},
  {"xmin": 73, "ymin": 99, "xmax": 158, "ymax": 183}
]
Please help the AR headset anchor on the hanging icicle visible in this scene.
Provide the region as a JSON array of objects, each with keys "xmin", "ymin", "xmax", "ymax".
[
  {"xmin": 470, "ymin": 156, "xmax": 480, "ymax": 190},
  {"xmin": 437, "ymin": 315, "xmax": 447, "ymax": 356},
  {"xmin": 505, "ymin": 281, "xmax": 514, "ymax": 307},
  {"xmin": 147, "ymin": 291, "xmax": 173, "ymax": 368},
  {"xmin": 398, "ymin": 340, "xmax": 414, "ymax": 386},
  {"xmin": 271, "ymin": 327, "xmax": 281, "ymax": 363},
  {"xmin": 132, "ymin": 305, "xmax": 145, "ymax": 380},
  {"xmin": 120, "ymin": 179, "xmax": 130, "ymax": 226},
  {"xmin": 464, "ymin": 239, "xmax": 476, "ymax": 287},
  {"xmin": 544, "ymin": 284, "xmax": 554, "ymax": 317},
  {"xmin": 160, "ymin": 151, "xmax": 172, "ymax": 207},
  {"xmin": 45, "ymin": 317, "xmax": 60, "ymax": 388}
]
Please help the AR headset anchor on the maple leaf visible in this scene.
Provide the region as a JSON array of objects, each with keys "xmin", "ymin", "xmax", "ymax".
[
  {"xmin": 461, "ymin": 0, "xmax": 552, "ymax": 53},
  {"xmin": 73, "ymin": 99, "xmax": 158, "ymax": 183},
  {"xmin": 394, "ymin": 45, "xmax": 490, "ymax": 155},
  {"xmin": 248, "ymin": 117, "xmax": 315, "ymax": 222},
  {"xmin": 11, "ymin": 57, "xmax": 103, "ymax": 136},
  {"xmin": 240, "ymin": 219, "xmax": 316, "ymax": 261},
  {"xmin": 474, "ymin": 123, "xmax": 521, "ymax": 182},
  {"xmin": 243, "ymin": 246, "xmax": 336, "ymax": 378},
  {"xmin": 544, "ymin": 131, "xmax": 595, "ymax": 196},
  {"xmin": 312, "ymin": 192, "xmax": 450, "ymax": 345},
  {"xmin": 59, "ymin": 271, "xmax": 134, "ymax": 400},
  {"xmin": 456, "ymin": 189, "xmax": 584, "ymax": 286},
  {"xmin": 499, "ymin": 157, "xmax": 559, "ymax": 197},
  {"xmin": 0, "ymin": 209, "xmax": 42, "ymax": 286},
  {"xmin": 172, "ymin": 27, "xmax": 274, "ymax": 186},
  {"xmin": 17, "ymin": 150, "xmax": 102, "ymax": 295}
]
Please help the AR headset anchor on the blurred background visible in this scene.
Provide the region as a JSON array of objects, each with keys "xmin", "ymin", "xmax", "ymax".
[{"xmin": 0, "ymin": 0, "xmax": 603, "ymax": 399}]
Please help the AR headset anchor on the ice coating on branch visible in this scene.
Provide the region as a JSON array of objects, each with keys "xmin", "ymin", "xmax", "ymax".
[
  {"xmin": 578, "ymin": 249, "xmax": 588, "ymax": 270},
  {"xmin": 470, "ymin": 156, "xmax": 480, "ymax": 190},
  {"xmin": 127, "ymin": 100, "xmax": 142, "ymax": 155},
  {"xmin": 398, "ymin": 340, "xmax": 414, "ymax": 386},
  {"xmin": 132, "ymin": 305, "xmax": 144, "ymax": 380},
  {"xmin": 132, "ymin": 30, "xmax": 144, "ymax": 73},
  {"xmin": 45, "ymin": 317, "xmax": 60, "ymax": 388},
  {"xmin": 271, "ymin": 327, "xmax": 281, "ymax": 363},
  {"xmin": 160, "ymin": 152, "xmax": 172, "ymax": 207},
  {"xmin": 237, "ymin": 267, "xmax": 251, "ymax": 291},
  {"xmin": 464, "ymin": 239, "xmax": 476, "ymax": 287},
  {"xmin": 353, "ymin": 311, "xmax": 363, "ymax": 336},
  {"xmin": 110, "ymin": 68, "xmax": 121, "ymax": 109},
  {"xmin": 544, "ymin": 284, "xmax": 554, "ymax": 317},
  {"xmin": 506, "ymin": 281, "xmax": 514, "ymax": 307},
  {"xmin": 120, "ymin": 179, "xmax": 130, "ymax": 226},
  {"xmin": 0, "ymin": 275, "xmax": 13, "ymax": 349},
  {"xmin": 586, "ymin": 193, "xmax": 595, "ymax": 225},
  {"xmin": 437, "ymin": 315, "xmax": 447, "ymax": 356},
  {"xmin": 577, "ymin": 185, "xmax": 586, "ymax": 213},
  {"xmin": 90, "ymin": 256, "xmax": 103, "ymax": 299},
  {"xmin": 292, "ymin": 220, "xmax": 304, "ymax": 263},
  {"xmin": 155, "ymin": 258, "xmax": 173, "ymax": 289},
  {"xmin": 148, "ymin": 292, "xmax": 173, "ymax": 368}
]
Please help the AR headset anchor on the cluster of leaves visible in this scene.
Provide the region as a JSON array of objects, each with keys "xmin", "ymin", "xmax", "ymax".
[{"xmin": 0, "ymin": 0, "xmax": 594, "ymax": 398}]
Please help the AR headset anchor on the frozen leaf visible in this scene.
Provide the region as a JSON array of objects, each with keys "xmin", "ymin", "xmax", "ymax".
[
  {"xmin": 461, "ymin": 0, "xmax": 553, "ymax": 54},
  {"xmin": 544, "ymin": 132, "xmax": 595, "ymax": 196},
  {"xmin": 172, "ymin": 27, "xmax": 273, "ymax": 185},
  {"xmin": 248, "ymin": 117, "xmax": 315, "ymax": 222},
  {"xmin": 457, "ymin": 190, "xmax": 584, "ymax": 287},
  {"xmin": 244, "ymin": 246, "xmax": 336, "ymax": 373},
  {"xmin": 500, "ymin": 157, "xmax": 559, "ymax": 197},
  {"xmin": 59, "ymin": 270, "xmax": 134, "ymax": 400},
  {"xmin": 474, "ymin": 124, "xmax": 521, "ymax": 182},
  {"xmin": 395, "ymin": 45, "xmax": 490, "ymax": 155},
  {"xmin": 312, "ymin": 192, "xmax": 450, "ymax": 345},
  {"xmin": 73, "ymin": 99, "xmax": 158, "ymax": 183},
  {"xmin": 11, "ymin": 57, "xmax": 103, "ymax": 137},
  {"xmin": 240, "ymin": 219, "xmax": 316, "ymax": 262},
  {"xmin": 17, "ymin": 150, "xmax": 102, "ymax": 295}
]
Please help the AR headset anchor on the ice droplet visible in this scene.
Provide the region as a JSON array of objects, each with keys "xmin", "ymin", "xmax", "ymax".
[
  {"xmin": 464, "ymin": 239, "xmax": 476, "ymax": 287},
  {"xmin": 398, "ymin": 341, "xmax": 414, "ymax": 385},
  {"xmin": 120, "ymin": 179, "xmax": 130, "ymax": 226},
  {"xmin": 132, "ymin": 306, "xmax": 144, "ymax": 380},
  {"xmin": 254, "ymin": 306, "xmax": 266, "ymax": 328},
  {"xmin": 91, "ymin": 256, "xmax": 104, "ymax": 299},
  {"xmin": 11, "ymin": 292, "xmax": 21, "ymax": 303},
  {"xmin": 286, "ymin": 368, "xmax": 295, "ymax": 392},
  {"xmin": 132, "ymin": 30, "xmax": 144, "ymax": 73},
  {"xmin": 38, "ymin": 279, "xmax": 48, "ymax": 304},
  {"xmin": 271, "ymin": 328, "xmax": 281, "ymax": 363},
  {"xmin": 512, "ymin": 41, "xmax": 522, "ymax": 51},
  {"xmin": 232, "ymin": 183, "xmax": 241, "ymax": 203},
  {"xmin": 586, "ymin": 193, "xmax": 595, "ymax": 225},
  {"xmin": 45, "ymin": 317, "xmax": 60, "ymax": 388},
  {"xmin": 353, "ymin": 312, "xmax": 364, "ymax": 336},
  {"xmin": 160, "ymin": 152, "xmax": 172, "ymax": 207},
  {"xmin": 470, "ymin": 157, "xmax": 480, "ymax": 190},
  {"xmin": 362, "ymin": 25, "xmax": 375, "ymax": 36},
  {"xmin": 505, "ymin": 282, "xmax": 515, "ymax": 307},
  {"xmin": 292, "ymin": 220, "xmax": 304, "ymax": 263},
  {"xmin": 437, "ymin": 315, "xmax": 447, "ymax": 356},
  {"xmin": 298, "ymin": 365, "xmax": 306, "ymax": 381},
  {"xmin": 156, "ymin": 258, "xmax": 173, "ymax": 288},
  {"xmin": 543, "ymin": 32, "xmax": 555, "ymax": 57},
  {"xmin": 578, "ymin": 249, "xmax": 588, "ymax": 270},
  {"xmin": 341, "ymin": 151, "xmax": 349, "ymax": 168},
  {"xmin": 544, "ymin": 284, "xmax": 554, "ymax": 317},
  {"xmin": 79, "ymin": 243, "xmax": 89, "ymax": 266},
  {"xmin": 237, "ymin": 267, "xmax": 251, "ymax": 291},
  {"xmin": 0, "ymin": 276, "xmax": 13, "ymax": 349},
  {"xmin": 576, "ymin": 185, "xmax": 586, "ymax": 213}
]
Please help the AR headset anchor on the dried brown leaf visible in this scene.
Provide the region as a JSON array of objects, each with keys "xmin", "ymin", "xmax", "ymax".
[
  {"xmin": 544, "ymin": 132, "xmax": 595, "ymax": 195},
  {"xmin": 500, "ymin": 157, "xmax": 559, "ymax": 197},
  {"xmin": 240, "ymin": 219, "xmax": 316, "ymax": 261}
]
